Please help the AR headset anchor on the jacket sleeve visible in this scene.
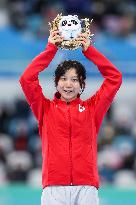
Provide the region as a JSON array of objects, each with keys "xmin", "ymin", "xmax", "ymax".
[
  {"xmin": 19, "ymin": 42, "xmax": 58, "ymax": 123},
  {"xmin": 82, "ymin": 45, "xmax": 122, "ymax": 134}
]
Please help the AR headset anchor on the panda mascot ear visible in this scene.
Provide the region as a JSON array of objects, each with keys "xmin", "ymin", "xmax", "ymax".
[{"xmin": 81, "ymin": 19, "xmax": 86, "ymax": 32}]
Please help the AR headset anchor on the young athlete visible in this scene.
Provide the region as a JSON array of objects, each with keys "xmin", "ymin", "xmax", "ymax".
[{"xmin": 19, "ymin": 30, "xmax": 122, "ymax": 205}]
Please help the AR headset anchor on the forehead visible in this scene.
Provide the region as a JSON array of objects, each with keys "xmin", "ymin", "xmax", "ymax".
[{"xmin": 63, "ymin": 68, "xmax": 78, "ymax": 77}]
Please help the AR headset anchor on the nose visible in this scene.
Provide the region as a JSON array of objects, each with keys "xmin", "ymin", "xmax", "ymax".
[{"xmin": 65, "ymin": 79, "xmax": 72, "ymax": 87}]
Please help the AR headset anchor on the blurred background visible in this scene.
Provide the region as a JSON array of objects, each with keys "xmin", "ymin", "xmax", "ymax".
[{"xmin": 0, "ymin": 0, "xmax": 136, "ymax": 205}]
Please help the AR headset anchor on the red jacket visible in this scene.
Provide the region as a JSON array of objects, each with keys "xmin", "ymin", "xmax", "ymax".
[{"xmin": 19, "ymin": 42, "xmax": 122, "ymax": 189}]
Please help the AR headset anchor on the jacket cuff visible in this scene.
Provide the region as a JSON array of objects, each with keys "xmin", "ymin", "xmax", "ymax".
[
  {"xmin": 82, "ymin": 45, "xmax": 94, "ymax": 55},
  {"xmin": 46, "ymin": 42, "xmax": 58, "ymax": 52}
]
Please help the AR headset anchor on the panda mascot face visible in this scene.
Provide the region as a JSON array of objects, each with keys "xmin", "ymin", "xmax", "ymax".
[{"xmin": 59, "ymin": 15, "xmax": 82, "ymax": 41}]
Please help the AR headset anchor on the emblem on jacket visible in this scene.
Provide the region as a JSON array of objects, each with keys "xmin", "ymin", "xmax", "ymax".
[{"xmin": 79, "ymin": 104, "xmax": 85, "ymax": 112}]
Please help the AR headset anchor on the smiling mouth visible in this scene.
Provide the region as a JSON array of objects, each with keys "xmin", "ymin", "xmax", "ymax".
[{"xmin": 64, "ymin": 90, "xmax": 73, "ymax": 93}]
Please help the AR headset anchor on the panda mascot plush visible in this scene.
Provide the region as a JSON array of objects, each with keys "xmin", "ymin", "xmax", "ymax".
[
  {"xmin": 49, "ymin": 14, "xmax": 93, "ymax": 50},
  {"xmin": 59, "ymin": 15, "xmax": 82, "ymax": 41}
]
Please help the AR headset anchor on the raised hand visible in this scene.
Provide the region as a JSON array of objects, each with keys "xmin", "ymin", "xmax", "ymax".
[
  {"xmin": 76, "ymin": 32, "xmax": 91, "ymax": 52},
  {"xmin": 48, "ymin": 30, "xmax": 64, "ymax": 46}
]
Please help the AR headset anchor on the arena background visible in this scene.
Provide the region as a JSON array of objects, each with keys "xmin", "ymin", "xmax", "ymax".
[{"xmin": 0, "ymin": 0, "xmax": 136, "ymax": 205}]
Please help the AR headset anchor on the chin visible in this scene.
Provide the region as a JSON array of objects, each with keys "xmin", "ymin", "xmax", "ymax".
[
  {"xmin": 60, "ymin": 92, "xmax": 78, "ymax": 102},
  {"xmin": 64, "ymin": 96, "xmax": 76, "ymax": 102}
]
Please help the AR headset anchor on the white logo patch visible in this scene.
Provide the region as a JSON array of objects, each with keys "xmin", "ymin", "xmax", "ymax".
[{"xmin": 79, "ymin": 104, "xmax": 85, "ymax": 112}]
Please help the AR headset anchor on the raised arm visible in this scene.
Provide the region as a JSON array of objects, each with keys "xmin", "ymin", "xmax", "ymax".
[
  {"xmin": 83, "ymin": 45, "xmax": 122, "ymax": 101},
  {"xmin": 19, "ymin": 30, "xmax": 63, "ymax": 123},
  {"xmin": 77, "ymin": 33, "xmax": 122, "ymax": 134}
]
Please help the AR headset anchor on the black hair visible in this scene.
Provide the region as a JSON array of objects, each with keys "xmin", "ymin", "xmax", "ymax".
[{"xmin": 54, "ymin": 60, "xmax": 86, "ymax": 94}]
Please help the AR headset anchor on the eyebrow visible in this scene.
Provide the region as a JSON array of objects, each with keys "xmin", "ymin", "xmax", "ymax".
[{"xmin": 62, "ymin": 75, "xmax": 78, "ymax": 78}]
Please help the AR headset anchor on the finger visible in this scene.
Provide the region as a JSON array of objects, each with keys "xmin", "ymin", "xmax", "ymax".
[
  {"xmin": 54, "ymin": 38, "xmax": 64, "ymax": 44},
  {"xmin": 77, "ymin": 35, "xmax": 87, "ymax": 41},
  {"xmin": 78, "ymin": 35, "xmax": 91, "ymax": 42},
  {"xmin": 78, "ymin": 33, "xmax": 90, "ymax": 39},
  {"xmin": 76, "ymin": 40, "xmax": 86, "ymax": 45},
  {"xmin": 50, "ymin": 35, "xmax": 61, "ymax": 42},
  {"xmin": 76, "ymin": 37, "xmax": 87, "ymax": 43},
  {"xmin": 53, "ymin": 33, "xmax": 63, "ymax": 40},
  {"xmin": 78, "ymin": 33, "xmax": 88, "ymax": 37},
  {"xmin": 50, "ymin": 30, "xmax": 60, "ymax": 37},
  {"xmin": 54, "ymin": 36, "xmax": 64, "ymax": 41},
  {"xmin": 53, "ymin": 35, "xmax": 64, "ymax": 41}
]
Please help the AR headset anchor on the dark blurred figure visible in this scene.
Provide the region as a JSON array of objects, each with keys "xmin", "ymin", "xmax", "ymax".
[
  {"xmin": 14, "ymin": 98, "xmax": 30, "ymax": 118},
  {"xmin": 0, "ymin": 104, "xmax": 10, "ymax": 133},
  {"xmin": 7, "ymin": 0, "xmax": 34, "ymax": 29},
  {"xmin": 6, "ymin": 150, "xmax": 32, "ymax": 182},
  {"xmin": 7, "ymin": 165, "xmax": 28, "ymax": 182},
  {"xmin": 62, "ymin": 0, "xmax": 92, "ymax": 18}
]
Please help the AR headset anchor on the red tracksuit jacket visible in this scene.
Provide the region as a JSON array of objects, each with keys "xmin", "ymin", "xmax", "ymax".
[{"xmin": 19, "ymin": 42, "xmax": 122, "ymax": 189}]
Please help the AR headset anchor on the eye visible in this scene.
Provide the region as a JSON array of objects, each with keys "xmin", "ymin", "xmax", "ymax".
[
  {"xmin": 71, "ymin": 20, "xmax": 78, "ymax": 25},
  {"xmin": 62, "ymin": 20, "xmax": 67, "ymax": 26},
  {"xmin": 60, "ymin": 76, "xmax": 66, "ymax": 81},
  {"xmin": 72, "ymin": 78, "xmax": 78, "ymax": 82}
]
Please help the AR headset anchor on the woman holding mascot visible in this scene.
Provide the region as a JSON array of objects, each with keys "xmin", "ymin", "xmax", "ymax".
[{"xmin": 19, "ymin": 15, "xmax": 122, "ymax": 205}]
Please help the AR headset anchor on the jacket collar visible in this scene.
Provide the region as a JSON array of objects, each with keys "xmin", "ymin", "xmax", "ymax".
[{"xmin": 53, "ymin": 92, "xmax": 81, "ymax": 105}]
